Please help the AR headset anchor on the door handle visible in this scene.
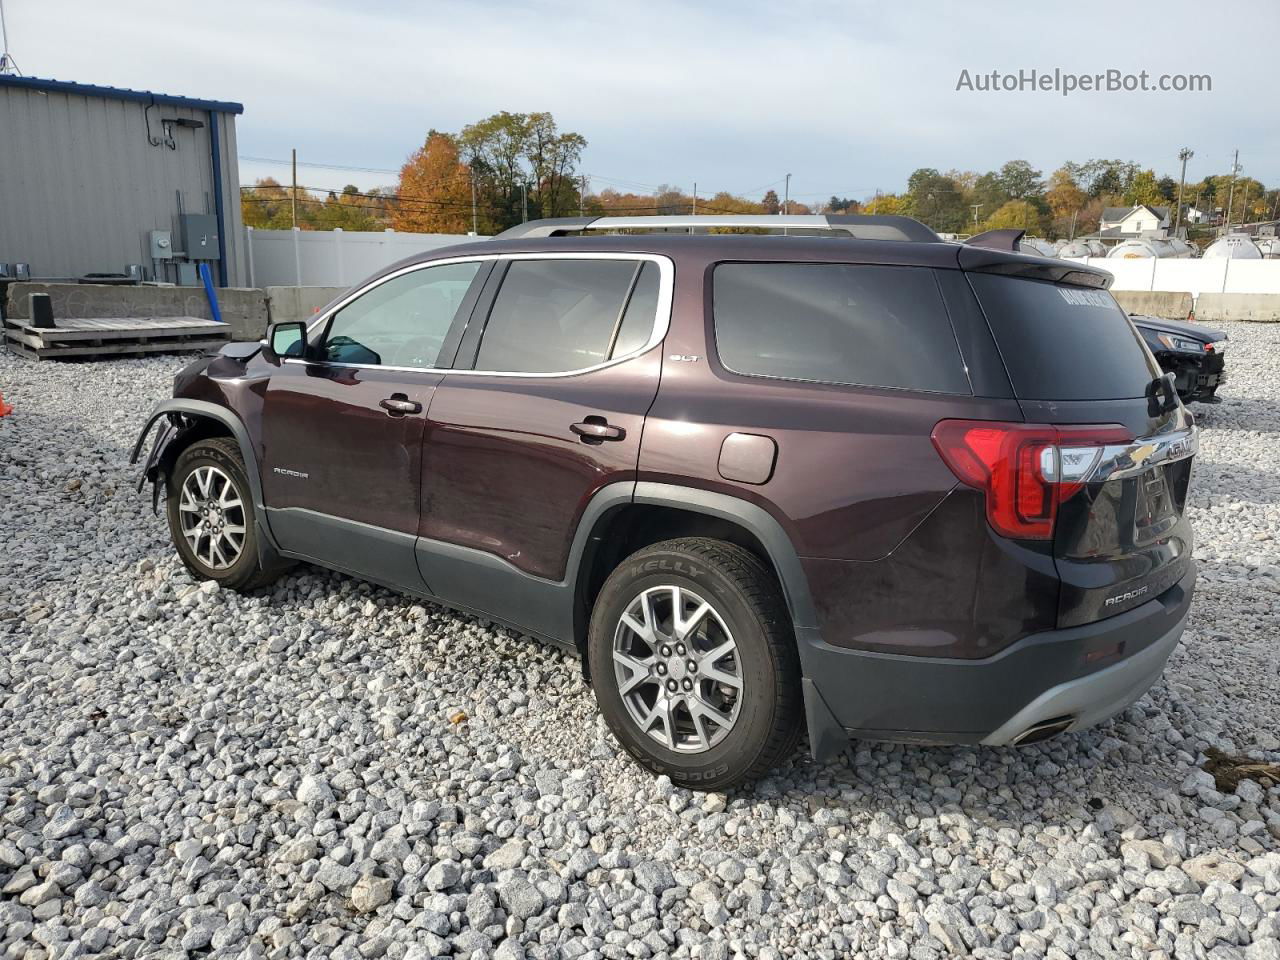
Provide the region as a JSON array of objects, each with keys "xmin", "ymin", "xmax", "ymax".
[
  {"xmin": 571, "ymin": 419, "xmax": 625, "ymax": 443},
  {"xmin": 380, "ymin": 395, "xmax": 422, "ymax": 416}
]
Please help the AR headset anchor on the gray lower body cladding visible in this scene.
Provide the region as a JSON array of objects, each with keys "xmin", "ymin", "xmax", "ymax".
[{"xmin": 798, "ymin": 566, "xmax": 1194, "ymax": 755}]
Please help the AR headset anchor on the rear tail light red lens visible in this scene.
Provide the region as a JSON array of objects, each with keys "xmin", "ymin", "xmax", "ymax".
[{"xmin": 931, "ymin": 420, "xmax": 1132, "ymax": 540}]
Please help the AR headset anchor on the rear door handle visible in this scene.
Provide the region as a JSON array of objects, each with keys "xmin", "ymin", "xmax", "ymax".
[
  {"xmin": 571, "ymin": 419, "xmax": 625, "ymax": 443},
  {"xmin": 380, "ymin": 395, "xmax": 422, "ymax": 416}
]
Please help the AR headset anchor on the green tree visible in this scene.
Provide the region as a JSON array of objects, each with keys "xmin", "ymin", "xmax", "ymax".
[
  {"xmin": 457, "ymin": 111, "xmax": 587, "ymax": 231},
  {"xmin": 983, "ymin": 199, "xmax": 1045, "ymax": 234},
  {"xmin": 905, "ymin": 168, "xmax": 968, "ymax": 232},
  {"xmin": 1124, "ymin": 169, "xmax": 1163, "ymax": 207},
  {"xmin": 970, "ymin": 172, "xmax": 1010, "ymax": 221},
  {"xmin": 997, "ymin": 160, "xmax": 1043, "ymax": 200}
]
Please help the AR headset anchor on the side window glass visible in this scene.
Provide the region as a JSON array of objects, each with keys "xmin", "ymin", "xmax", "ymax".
[
  {"xmin": 324, "ymin": 261, "xmax": 481, "ymax": 368},
  {"xmin": 473, "ymin": 259, "xmax": 657, "ymax": 374},
  {"xmin": 610, "ymin": 262, "xmax": 660, "ymax": 358},
  {"xmin": 713, "ymin": 263, "xmax": 971, "ymax": 394}
]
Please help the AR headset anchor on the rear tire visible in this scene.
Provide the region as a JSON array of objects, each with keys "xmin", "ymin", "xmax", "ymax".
[
  {"xmin": 166, "ymin": 437, "xmax": 283, "ymax": 592},
  {"xmin": 587, "ymin": 538, "xmax": 802, "ymax": 791}
]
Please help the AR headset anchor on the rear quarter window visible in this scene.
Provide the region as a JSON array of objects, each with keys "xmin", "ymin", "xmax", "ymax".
[
  {"xmin": 712, "ymin": 263, "xmax": 971, "ymax": 394},
  {"xmin": 968, "ymin": 274, "xmax": 1160, "ymax": 401}
]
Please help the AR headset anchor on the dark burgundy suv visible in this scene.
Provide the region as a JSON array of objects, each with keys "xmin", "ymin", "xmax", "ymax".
[{"xmin": 134, "ymin": 215, "xmax": 1197, "ymax": 790}]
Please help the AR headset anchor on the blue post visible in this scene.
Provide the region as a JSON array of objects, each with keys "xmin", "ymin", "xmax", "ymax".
[{"xmin": 199, "ymin": 262, "xmax": 224, "ymax": 324}]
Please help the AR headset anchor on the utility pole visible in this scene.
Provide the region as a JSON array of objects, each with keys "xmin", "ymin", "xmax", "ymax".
[
  {"xmin": 1069, "ymin": 209, "xmax": 1077, "ymax": 240},
  {"xmin": 1174, "ymin": 147, "xmax": 1193, "ymax": 233},
  {"xmin": 521, "ymin": 183, "xmax": 528, "ymax": 223},
  {"xmin": 580, "ymin": 175, "xmax": 587, "ymax": 217},
  {"xmin": 291, "ymin": 148, "xmax": 298, "ymax": 229},
  {"xmin": 691, "ymin": 182, "xmax": 696, "ymax": 216},
  {"xmin": 872, "ymin": 189, "xmax": 880, "ymax": 215},
  {"xmin": 1224, "ymin": 149, "xmax": 1240, "ymax": 233},
  {"xmin": 971, "ymin": 203, "xmax": 982, "ymax": 229},
  {"xmin": 783, "ymin": 173, "xmax": 791, "ymax": 215},
  {"xmin": 470, "ymin": 173, "xmax": 478, "ymax": 235},
  {"xmin": 1239, "ymin": 182, "xmax": 1251, "ymax": 227}
]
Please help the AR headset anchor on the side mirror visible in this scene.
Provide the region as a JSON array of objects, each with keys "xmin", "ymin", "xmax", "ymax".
[{"xmin": 266, "ymin": 321, "xmax": 309, "ymax": 362}]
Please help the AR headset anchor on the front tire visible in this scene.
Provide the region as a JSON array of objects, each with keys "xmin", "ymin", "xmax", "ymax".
[
  {"xmin": 587, "ymin": 538, "xmax": 802, "ymax": 791},
  {"xmin": 166, "ymin": 437, "xmax": 281, "ymax": 592}
]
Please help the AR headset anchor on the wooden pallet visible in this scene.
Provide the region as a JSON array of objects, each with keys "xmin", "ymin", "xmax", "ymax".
[{"xmin": 2, "ymin": 316, "xmax": 232, "ymax": 360}]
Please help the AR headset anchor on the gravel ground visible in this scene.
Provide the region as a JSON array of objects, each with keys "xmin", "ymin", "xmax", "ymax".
[{"xmin": 2, "ymin": 322, "xmax": 1279, "ymax": 960}]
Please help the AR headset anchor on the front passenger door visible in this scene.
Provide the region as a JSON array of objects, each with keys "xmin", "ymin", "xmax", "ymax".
[{"xmin": 261, "ymin": 259, "xmax": 487, "ymax": 590}]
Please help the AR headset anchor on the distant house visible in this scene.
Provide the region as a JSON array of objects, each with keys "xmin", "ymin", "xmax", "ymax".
[
  {"xmin": 1185, "ymin": 207, "xmax": 1208, "ymax": 224},
  {"xmin": 1099, "ymin": 204, "xmax": 1171, "ymax": 239}
]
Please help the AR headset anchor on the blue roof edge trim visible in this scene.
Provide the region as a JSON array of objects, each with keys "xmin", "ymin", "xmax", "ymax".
[{"xmin": 0, "ymin": 75, "xmax": 244, "ymax": 114}]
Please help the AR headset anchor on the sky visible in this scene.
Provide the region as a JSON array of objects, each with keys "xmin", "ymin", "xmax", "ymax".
[{"xmin": 6, "ymin": 0, "xmax": 1279, "ymax": 204}]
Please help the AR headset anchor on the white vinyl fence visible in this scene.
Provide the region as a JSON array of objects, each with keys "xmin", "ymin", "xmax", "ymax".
[
  {"xmin": 1065, "ymin": 257, "xmax": 1280, "ymax": 296},
  {"xmin": 245, "ymin": 228, "xmax": 482, "ymax": 288}
]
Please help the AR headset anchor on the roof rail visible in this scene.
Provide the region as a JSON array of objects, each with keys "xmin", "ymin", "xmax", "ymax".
[{"xmin": 495, "ymin": 214, "xmax": 939, "ymax": 243}]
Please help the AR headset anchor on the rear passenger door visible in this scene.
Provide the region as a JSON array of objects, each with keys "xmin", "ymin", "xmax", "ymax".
[{"xmin": 418, "ymin": 254, "xmax": 670, "ymax": 600}]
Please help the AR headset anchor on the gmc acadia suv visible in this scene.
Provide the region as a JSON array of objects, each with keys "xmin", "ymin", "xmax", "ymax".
[{"xmin": 134, "ymin": 215, "xmax": 1198, "ymax": 790}]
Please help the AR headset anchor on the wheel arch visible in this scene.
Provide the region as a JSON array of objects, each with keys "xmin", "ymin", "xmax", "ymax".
[
  {"xmin": 570, "ymin": 482, "xmax": 818, "ymax": 670},
  {"xmin": 131, "ymin": 399, "xmax": 282, "ymax": 558}
]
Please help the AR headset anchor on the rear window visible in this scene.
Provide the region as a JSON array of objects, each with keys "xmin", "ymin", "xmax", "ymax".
[
  {"xmin": 712, "ymin": 263, "xmax": 970, "ymax": 394},
  {"xmin": 969, "ymin": 274, "xmax": 1160, "ymax": 400}
]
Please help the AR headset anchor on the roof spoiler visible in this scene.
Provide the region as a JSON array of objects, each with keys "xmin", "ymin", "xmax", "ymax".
[
  {"xmin": 495, "ymin": 214, "xmax": 940, "ymax": 243},
  {"xmin": 965, "ymin": 228, "xmax": 1025, "ymax": 252}
]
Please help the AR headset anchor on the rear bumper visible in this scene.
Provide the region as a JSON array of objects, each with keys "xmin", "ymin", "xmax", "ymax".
[{"xmin": 797, "ymin": 565, "xmax": 1194, "ymax": 757}]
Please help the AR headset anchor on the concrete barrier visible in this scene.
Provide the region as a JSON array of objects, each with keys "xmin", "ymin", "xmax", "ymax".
[
  {"xmin": 1195, "ymin": 293, "xmax": 1280, "ymax": 323},
  {"xmin": 4, "ymin": 283, "xmax": 270, "ymax": 341},
  {"xmin": 1112, "ymin": 291, "xmax": 1193, "ymax": 321},
  {"xmin": 265, "ymin": 286, "xmax": 347, "ymax": 326}
]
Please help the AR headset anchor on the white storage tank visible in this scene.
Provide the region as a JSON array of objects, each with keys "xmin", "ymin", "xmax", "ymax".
[
  {"xmin": 1107, "ymin": 238, "xmax": 1192, "ymax": 259},
  {"xmin": 1058, "ymin": 240, "xmax": 1093, "ymax": 258},
  {"xmin": 1255, "ymin": 237, "xmax": 1280, "ymax": 259},
  {"xmin": 1202, "ymin": 235, "xmax": 1263, "ymax": 259},
  {"xmin": 1108, "ymin": 239, "xmax": 1163, "ymax": 259},
  {"xmin": 1018, "ymin": 237, "xmax": 1057, "ymax": 257}
]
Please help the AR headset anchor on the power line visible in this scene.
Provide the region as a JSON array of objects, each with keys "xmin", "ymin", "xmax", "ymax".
[{"xmin": 239, "ymin": 155, "xmax": 400, "ymax": 175}]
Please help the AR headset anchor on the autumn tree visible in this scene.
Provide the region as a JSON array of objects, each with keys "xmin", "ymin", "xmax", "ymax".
[
  {"xmin": 983, "ymin": 199, "xmax": 1045, "ymax": 234},
  {"xmin": 866, "ymin": 193, "xmax": 905, "ymax": 215},
  {"xmin": 393, "ymin": 132, "xmax": 472, "ymax": 234},
  {"xmin": 240, "ymin": 178, "xmax": 316, "ymax": 229},
  {"xmin": 1124, "ymin": 169, "xmax": 1164, "ymax": 207}
]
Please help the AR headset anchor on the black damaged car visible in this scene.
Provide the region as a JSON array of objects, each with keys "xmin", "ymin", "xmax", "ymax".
[{"xmin": 1129, "ymin": 314, "xmax": 1229, "ymax": 404}]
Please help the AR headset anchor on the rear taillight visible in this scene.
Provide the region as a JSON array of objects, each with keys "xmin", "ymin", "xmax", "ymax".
[{"xmin": 931, "ymin": 420, "xmax": 1132, "ymax": 540}]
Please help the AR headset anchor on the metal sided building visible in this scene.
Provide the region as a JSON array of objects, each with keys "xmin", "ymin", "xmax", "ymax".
[{"xmin": 0, "ymin": 75, "xmax": 246, "ymax": 286}]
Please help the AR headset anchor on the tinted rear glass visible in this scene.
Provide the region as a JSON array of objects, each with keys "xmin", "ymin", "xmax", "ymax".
[
  {"xmin": 969, "ymin": 274, "xmax": 1160, "ymax": 400},
  {"xmin": 475, "ymin": 259, "xmax": 651, "ymax": 374},
  {"xmin": 713, "ymin": 263, "xmax": 970, "ymax": 394}
]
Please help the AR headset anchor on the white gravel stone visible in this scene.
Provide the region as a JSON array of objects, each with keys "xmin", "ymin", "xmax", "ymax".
[{"xmin": 2, "ymin": 326, "xmax": 1280, "ymax": 957}]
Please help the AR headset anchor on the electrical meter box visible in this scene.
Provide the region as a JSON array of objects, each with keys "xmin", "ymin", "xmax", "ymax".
[
  {"xmin": 149, "ymin": 230, "xmax": 173, "ymax": 260},
  {"xmin": 179, "ymin": 215, "xmax": 219, "ymax": 260}
]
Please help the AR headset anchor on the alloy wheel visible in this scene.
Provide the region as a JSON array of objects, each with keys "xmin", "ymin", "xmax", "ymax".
[
  {"xmin": 612, "ymin": 584, "xmax": 743, "ymax": 753},
  {"xmin": 178, "ymin": 465, "xmax": 247, "ymax": 571}
]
